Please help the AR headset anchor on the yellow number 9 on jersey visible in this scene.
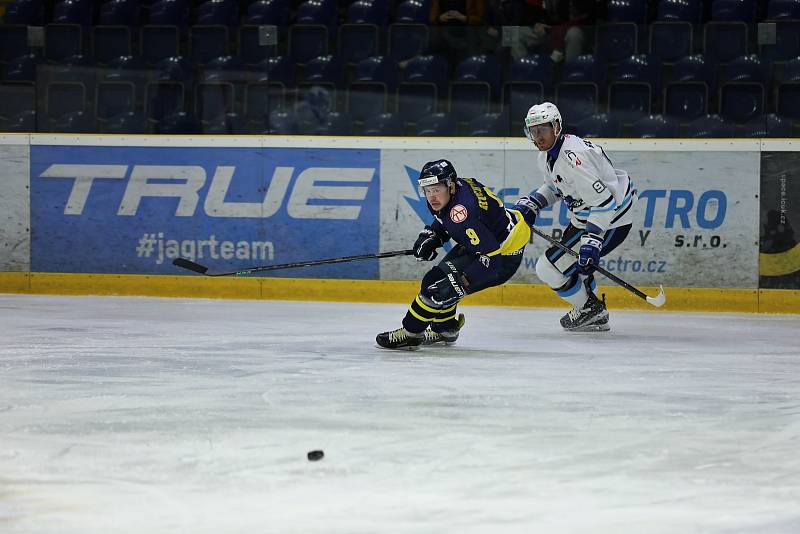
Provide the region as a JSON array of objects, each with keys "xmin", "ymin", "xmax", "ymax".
[{"xmin": 466, "ymin": 228, "xmax": 480, "ymax": 245}]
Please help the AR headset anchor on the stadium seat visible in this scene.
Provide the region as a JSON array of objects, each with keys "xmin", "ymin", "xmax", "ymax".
[
  {"xmin": 202, "ymin": 112, "xmax": 247, "ymax": 134},
  {"xmin": 673, "ymin": 54, "xmax": 716, "ymax": 93},
  {"xmin": 265, "ymin": 109, "xmax": 298, "ymax": 134},
  {"xmin": 53, "ymin": 0, "xmax": 92, "ymax": 25},
  {"xmin": 354, "ymin": 56, "xmax": 397, "ymax": 91},
  {"xmin": 397, "ymin": 82, "xmax": 438, "ymax": 124},
  {"xmin": 468, "ymin": 112, "xmax": 508, "ymax": 136},
  {"xmin": 252, "ymin": 55, "xmax": 295, "ymax": 86},
  {"xmin": 45, "ymin": 81, "xmax": 86, "ymax": 131},
  {"xmin": 299, "ymin": 110, "xmax": 353, "ymax": 135},
  {"xmin": 388, "ymin": 24, "xmax": 428, "ymax": 62},
  {"xmin": 140, "ymin": 25, "xmax": 180, "ymax": 64},
  {"xmin": 362, "ymin": 112, "xmax": 403, "ymax": 135},
  {"xmin": 148, "ymin": 0, "xmax": 190, "ymax": 25},
  {"xmin": 722, "ymin": 55, "xmax": 767, "ymax": 84},
  {"xmin": 576, "ymin": 113, "xmax": 622, "ymax": 138},
  {"xmin": 99, "ymin": 110, "xmax": 147, "ymax": 133},
  {"xmin": 3, "ymin": 0, "xmax": 46, "ymax": 25},
  {"xmin": 606, "ymin": 0, "xmax": 648, "ymax": 23},
  {"xmin": 189, "ymin": 25, "xmax": 230, "ymax": 66},
  {"xmin": 45, "ymin": 24, "xmax": 83, "ymax": 62},
  {"xmin": 0, "ymin": 82, "xmax": 36, "ymax": 132},
  {"xmin": 703, "ymin": 22, "xmax": 748, "ymax": 64},
  {"xmin": 288, "ymin": 25, "xmax": 329, "ymax": 64},
  {"xmin": 238, "ymin": 26, "xmax": 277, "ymax": 65},
  {"xmin": 595, "ymin": 23, "xmax": 638, "ymax": 64},
  {"xmin": 414, "ymin": 112, "xmax": 457, "ymax": 136},
  {"xmin": 450, "ymin": 82, "xmax": 491, "ymax": 123},
  {"xmin": 657, "ymin": 0, "xmax": 703, "ymax": 22},
  {"xmin": 245, "ymin": 0, "xmax": 290, "ymax": 25},
  {"xmin": 768, "ymin": 0, "xmax": 800, "ymax": 19},
  {"xmin": 99, "ymin": 0, "xmax": 140, "ymax": 26},
  {"xmin": 338, "ymin": 24, "xmax": 380, "ymax": 66},
  {"xmin": 196, "ymin": 81, "xmax": 235, "ymax": 124},
  {"xmin": 649, "ymin": 22, "xmax": 692, "ymax": 62},
  {"xmin": 739, "ymin": 114, "xmax": 793, "ymax": 137},
  {"xmin": 664, "ymin": 81, "xmax": 708, "ymax": 120},
  {"xmin": 3, "ymin": 54, "xmax": 38, "ymax": 82},
  {"xmin": 145, "ymin": 80, "xmax": 185, "ymax": 122},
  {"xmin": 684, "ymin": 114, "xmax": 735, "ymax": 137},
  {"xmin": 93, "ymin": 26, "xmax": 133, "ymax": 65},
  {"xmin": 295, "ymin": 0, "xmax": 337, "ymax": 26},
  {"xmin": 155, "ymin": 56, "xmax": 196, "ymax": 86},
  {"xmin": 509, "ymin": 54, "xmax": 554, "ymax": 94},
  {"xmin": 347, "ymin": 82, "xmax": 387, "ymax": 121},
  {"xmin": 95, "ymin": 81, "xmax": 136, "ymax": 123},
  {"xmin": 562, "ymin": 55, "xmax": 607, "ymax": 85},
  {"xmin": 759, "ymin": 21, "xmax": 800, "ymax": 61},
  {"xmin": 555, "ymin": 83, "xmax": 598, "ymax": 122},
  {"xmin": 301, "ymin": 55, "xmax": 345, "ymax": 89},
  {"xmin": 719, "ymin": 82, "xmax": 764, "ymax": 123},
  {"xmin": 777, "ymin": 82, "xmax": 800, "ymax": 119},
  {"xmin": 395, "ymin": 0, "xmax": 430, "ymax": 23},
  {"xmin": 629, "ymin": 114, "xmax": 679, "ymax": 137},
  {"xmin": 155, "ymin": 111, "xmax": 201, "ymax": 133},
  {"xmin": 196, "ymin": 0, "xmax": 239, "ymax": 26},
  {"xmin": 0, "ymin": 25, "xmax": 31, "ymax": 64},
  {"xmin": 403, "ymin": 54, "xmax": 449, "ymax": 97},
  {"xmin": 244, "ymin": 82, "xmax": 287, "ymax": 131},
  {"xmin": 711, "ymin": 0, "xmax": 757, "ymax": 22},
  {"xmin": 347, "ymin": 0, "xmax": 388, "ymax": 24}
]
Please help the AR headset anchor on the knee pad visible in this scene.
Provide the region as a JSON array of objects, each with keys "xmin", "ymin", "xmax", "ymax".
[{"xmin": 535, "ymin": 253, "xmax": 569, "ymax": 289}]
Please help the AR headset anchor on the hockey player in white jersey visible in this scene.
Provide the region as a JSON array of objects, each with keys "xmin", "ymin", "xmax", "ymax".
[{"xmin": 514, "ymin": 102, "xmax": 637, "ymax": 331}]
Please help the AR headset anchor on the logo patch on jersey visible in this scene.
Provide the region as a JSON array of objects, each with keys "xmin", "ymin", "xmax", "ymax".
[
  {"xmin": 450, "ymin": 204, "xmax": 468, "ymax": 223},
  {"xmin": 564, "ymin": 150, "xmax": 581, "ymax": 166}
]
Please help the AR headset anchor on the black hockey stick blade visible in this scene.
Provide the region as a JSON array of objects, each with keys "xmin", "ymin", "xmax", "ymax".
[
  {"xmin": 172, "ymin": 249, "xmax": 414, "ymax": 277},
  {"xmin": 530, "ymin": 226, "xmax": 666, "ymax": 308},
  {"xmin": 172, "ymin": 257, "xmax": 209, "ymax": 274}
]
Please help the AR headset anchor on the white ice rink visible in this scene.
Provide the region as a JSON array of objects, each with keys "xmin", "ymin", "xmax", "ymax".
[{"xmin": 1, "ymin": 294, "xmax": 799, "ymax": 533}]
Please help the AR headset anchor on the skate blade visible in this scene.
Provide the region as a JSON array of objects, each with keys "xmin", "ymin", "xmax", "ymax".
[
  {"xmin": 565, "ymin": 322, "xmax": 611, "ymax": 333},
  {"xmin": 375, "ymin": 343, "xmax": 422, "ymax": 351}
]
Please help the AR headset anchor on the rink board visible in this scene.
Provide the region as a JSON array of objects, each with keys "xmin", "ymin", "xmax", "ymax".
[{"xmin": 0, "ymin": 135, "xmax": 798, "ymax": 312}]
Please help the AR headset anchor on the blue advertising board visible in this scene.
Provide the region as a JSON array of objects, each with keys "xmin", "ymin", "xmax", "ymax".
[{"xmin": 30, "ymin": 146, "xmax": 380, "ymax": 278}]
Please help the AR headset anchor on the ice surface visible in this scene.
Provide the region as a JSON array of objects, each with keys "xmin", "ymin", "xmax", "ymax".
[{"xmin": 1, "ymin": 294, "xmax": 799, "ymax": 533}]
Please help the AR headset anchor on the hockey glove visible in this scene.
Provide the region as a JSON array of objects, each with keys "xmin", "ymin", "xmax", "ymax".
[
  {"xmin": 413, "ymin": 226, "xmax": 443, "ymax": 261},
  {"xmin": 577, "ymin": 233, "xmax": 603, "ymax": 274},
  {"xmin": 426, "ymin": 271, "xmax": 468, "ymax": 308},
  {"xmin": 513, "ymin": 195, "xmax": 545, "ymax": 227}
]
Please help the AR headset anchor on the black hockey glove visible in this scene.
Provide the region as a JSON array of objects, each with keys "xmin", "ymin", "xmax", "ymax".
[
  {"xmin": 577, "ymin": 233, "xmax": 602, "ymax": 274},
  {"xmin": 413, "ymin": 226, "xmax": 444, "ymax": 261},
  {"xmin": 513, "ymin": 195, "xmax": 545, "ymax": 227},
  {"xmin": 426, "ymin": 261, "xmax": 468, "ymax": 307}
]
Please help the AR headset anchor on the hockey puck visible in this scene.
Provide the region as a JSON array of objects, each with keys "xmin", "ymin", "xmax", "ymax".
[{"xmin": 307, "ymin": 450, "xmax": 324, "ymax": 461}]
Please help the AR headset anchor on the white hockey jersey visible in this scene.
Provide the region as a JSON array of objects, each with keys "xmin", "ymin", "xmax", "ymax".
[{"xmin": 531, "ymin": 134, "xmax": 636, "ymax": 233}]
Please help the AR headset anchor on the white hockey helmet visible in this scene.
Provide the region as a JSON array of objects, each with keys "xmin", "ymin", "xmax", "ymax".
[{"xmin": 524, "ymin": 102, "xmax": 562, "ymax": 143}]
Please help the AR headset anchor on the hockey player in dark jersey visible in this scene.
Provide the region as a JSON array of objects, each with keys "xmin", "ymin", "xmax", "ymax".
[
  {"xmin": 376, "ymin": 159, "xmax": 530, "ymax": 350},
  {"xmin": 514, "ymin": 102, "xmax": 638, "ymax": 332}
]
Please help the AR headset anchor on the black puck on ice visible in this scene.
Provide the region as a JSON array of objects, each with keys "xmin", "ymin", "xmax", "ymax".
[{"xmin": 307, "ymin": 449, "xmax": 324, "ymax": 461}]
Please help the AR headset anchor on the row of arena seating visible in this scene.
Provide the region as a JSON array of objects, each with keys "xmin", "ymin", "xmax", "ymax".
[
  {"xmin": 3, "ymin": 0, "xmax": 800, "ymax": 27},
  {"xmin": 3, "ymin": 19, "xmax": 800, "ymax": 67}
]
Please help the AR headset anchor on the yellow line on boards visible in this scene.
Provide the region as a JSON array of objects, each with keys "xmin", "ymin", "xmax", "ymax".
[{"xmin": 0, "ymin": 272, "xmax": 798, "ymax": 314}]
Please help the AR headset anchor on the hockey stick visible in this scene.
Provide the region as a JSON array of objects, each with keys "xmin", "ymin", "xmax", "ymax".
[
  {"xmin": 173, "ymin": 249, "xmax": 414, "ymax": 277},
  {"xmin": 530, "ymin": 226, "xmax": 666, "ymax": 307}
]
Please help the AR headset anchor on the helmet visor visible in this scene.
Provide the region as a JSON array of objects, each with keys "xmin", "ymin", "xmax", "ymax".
[{"xmin": 523, "ymin": 122, "xmax": 555, "ymax": 143}]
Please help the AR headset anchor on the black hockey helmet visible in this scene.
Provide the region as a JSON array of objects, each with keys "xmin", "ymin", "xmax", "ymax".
[{"xmin": 418, "ymin": 159, "xmax": 457, "ymax": 192}]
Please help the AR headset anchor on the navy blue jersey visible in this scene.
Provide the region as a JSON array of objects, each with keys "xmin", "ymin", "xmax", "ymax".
[{"xmin": 426, "ymin": 178, "xmax": 529, "ymax": 286}]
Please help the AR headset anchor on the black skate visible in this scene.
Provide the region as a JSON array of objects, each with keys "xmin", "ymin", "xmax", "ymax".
[
  {"xmin": 560, "ymin": 293, "xmax": 610, "ymax": 332},
  {"xmin": 376, "ymin": 327, "xmax": 424, "ymax": 350},
  {"xmin": 423, "ymin": 314, "xmax": 466, "ymax": 345}
]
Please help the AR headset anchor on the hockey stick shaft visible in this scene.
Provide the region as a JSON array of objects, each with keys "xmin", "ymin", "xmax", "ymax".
[
  {"xmin": 173, "ymin": 249, "xmax": 414, "ymax": 277},
  {"xmin": 530, "ymin": 226, "xmax": 666, "ymax": 307}
]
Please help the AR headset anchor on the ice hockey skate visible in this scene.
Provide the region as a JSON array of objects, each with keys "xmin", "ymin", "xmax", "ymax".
[
  {"xmin": 423, "ymin": 314, "xmax": 466, "ymax": 345},
  {"xmin": 376, "ymin": 327, "xmax": 424, "ymax": 350},
  {"xmin": 560, "ymin": 292, "xmax": 610, "ymax": 332}
]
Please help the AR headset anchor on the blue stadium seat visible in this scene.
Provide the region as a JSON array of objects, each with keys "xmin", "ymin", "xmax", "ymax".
[
  {"xmin": 155, "ymin": 56, "xmax": 196, "ymax": 86},
  {"xmin": 156, "ymin": 111, "xmax": 201, "ymax": 134},
  {"xmin": 595, "ymin": 23, "xmax": 638, "ymax": 64},
  {"xmin": 354, "ymin": 56, "xmax": 397, "ymax": 90},
  {"xmin": 503, "ymin": 56, "xmax": 551, "ymax": 127},
  {"xmin": 657, "ymin": 0, "xmax": 703, "ymax": 22},
  {"xmin": 196, "ymin": 81, "xmax": 235, "ymax": 123},
  {"xmin": 783, "ymin": 57, "xmax": 800, "ymax": 82},
  {"xmin": 140, "ymin": 25, "xmax": 180, "ymax": 64},
  {"xmin": 347, "ymin": 0, "xmax": 388, "ymax": 25},
  {"xmin": 395, "ymin": 0, "xmax": 430, "ymax": 23},
  {"xmin": 347, "ymin": 82, "xmax": 387, "ymax": 121},
  {"xmin": 244, "ymin": 82, "xmax": 286, "ymax": 131},
  {"xmin": 189, "ymin": 25, "xmax": 229, "ymax": 66},
  {"xmin": 245, "ymin": 0, "xmax": 290, "ymax": 25},
  {"xmin": 202, "ymin": 55, "xmax": 247, "ymax": 94},
  {"xmin": 562, "ymin": 55, "xmax": 607, "ymax": 85},
  {"xmin": 3, "ymin": 0, "xmax": 46, "ymax": 25},
  {"xmin": 720, "ymin": 82, "xmax": 764, "ymax": 123},
  {"xmin": 606, "ymin": 0, "xmax": 648, "ymax": 23},
  {"xmin": 397, "ymin": 83, "xmax": 438, "ymax": 124},
  {"xmin": 555, "ymin": 83, "xmax": 598, "ymax": 122},
  {"xmin": 238, "ymin": 26, "xmax": 277, "ymax": 65},
  {"xmin": 262, "ymin": 109, "xmax": 298, "ymax": 134},
  {"xmin": 362, "ymin": 112, "xmax": 403, "ymax": 135},
  {"xmin": 0, "ymin": 25, "xmax": 31, "ymax": 64},
  {"xmin": 202, "ymin": 112, "xmax": 247, "ymax": 134},
  {"xmin": 777, "ymin": 82, "xmax": 800, "ymax": 119},
  {"xmin": 649, "ymin": 22, "xmax": 692, "ymax": 62},
  {"xmin": 673, "ymin": 54, "xmax": 716, "ymax": 92},
  {"xmin": 93, "ymin": 26, "xmax": 133, "ymax": 65},
  {"xmin": 402, "ymin": 54, "xmax": 448, "ymax": 97},
  {"xmin": 703, "ymin": 22, "xmax": 748, "ymax": 64},
  {"xmin": 295, "ymin": 0, "xmax": 337, "ymax": 26},
  {"xmin": 684, "ymin": 114, "xmax": 735, "ymax": 137},
  {"xmin": 576, "ymin": 113, "xmax": 622, "ymax": 138},
  {"xmin": 722, "ymin": 55, "xmax": 767, "ymax": 83},
  {"xmin": 664, "ymin": 81, "xmax": 708, "ymax": 120},
  {"xmin": 450, "ymin": 82, "xmax": 491, "ymax": 123},
  {"xmin": 96, "ymin": 81, "xmax": 136, "ymax": 123},
  {"xmin": 148, "ymin": 0, "xmax": 190, "ymax": 25},
  {"xmin": 768, "ymin": 0, "xmax": 800, "ymax": 19},
  {"xmin": 388, "ymin": 23, "xmax": 428, "ymax": 62},
  {"xmin": 53, "ymin": 0, "xmax": 92, "ymax": 25},
  {"xmin": 759, "ymin": 21, "xmax": 800, "ymax": 61},
  {"xmin": 302, "ymin": 54, "xmax": 345, "ymax": 89},
  {"xmin": 99, "ymin": 0, "xmax": 140, "ymax": 25},
  {"xmin": 711, "ymin": 0, "xmax": 757, "ymax": 22},
  {"xmin": 145, "ymin": 80, "xmax": 185, "ymax": 122},
  {"xmin": 288, "ymin": 25, "xmax": 329, "ymax": 64},
  {"xmin": 609, "ymin": 82, "xmax": 651, "ymax": 122},
  {"xmin": 0, "ymin": 82, "xmax": 36, "ymax": 132},
  {"xmin": 338, "ymin": 24, "xmax": 380, "ymax": 66},
  {"xmin": 300, "ymin": 111, "xmax": 352, "ymax": 135},
  {"xmin": 45, "ymin": 24, "xmax": 83, "ymax": 62},
  {"xmin": 100, "ymin": 110, "xmax": 147, "ymax": 133},
  {"xmin": 252, "ymin": 55, "xmax": 295, "ymax": 86},
  {"xmin": 196, "ymin": 0, "xmax": 239, "ymax": 26},
  {"xmin": 739, "ymin": 114, "xmax": 793, "ymax": 137},
  {"xmin": 468, "ymin": 112, "xmax": 508, "ymax": 137},
  {"xmin": 3, "ymin": 54, "xmax": 38, "ymax": 82},
  {"xmin": 102, "ymin": 54, "xmax": 148, "ymax": 96},
  {"xmin": 454, "ymin": 54, "xmax": 501, "ymax": 97},
  {"xmin": 415, "ymin": 112, "xmax": 457, "ymax": 136},
  {"xmin": 629, "ymin": 114, "xmax": 679, "ymax": 137},
  {"xmin": 614, "ymin": 54, "xmax": 661, "ymax": 89},
  {"xmin": 45, "ymin": 81, "xmax": 86, "ymax": 131},
  {"xmin": 50, "ymin": 110, "xmax": 94, "ymax": 133}
]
